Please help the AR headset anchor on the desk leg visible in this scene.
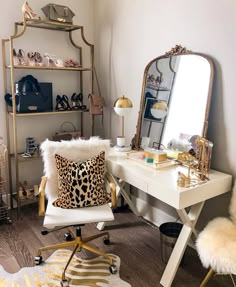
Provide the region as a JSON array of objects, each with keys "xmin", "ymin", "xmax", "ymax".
[
  {"xmin": 160, "ymin": 202, "xmax": 205, "ymax": 287},
  {"xmin": 97, "ymin": 174, "xmax": 140, "ymax": 231}
]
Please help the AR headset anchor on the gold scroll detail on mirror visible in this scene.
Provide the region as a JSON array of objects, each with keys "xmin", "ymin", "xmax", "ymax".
[{"xmin": 165, "ymin": 45, "xmax": 191, "ymax": 56}]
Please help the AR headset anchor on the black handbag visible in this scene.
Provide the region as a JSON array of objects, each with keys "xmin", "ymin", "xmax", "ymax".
[
  {"xmin": 41, "ymin": 4, "xmax": 75, "ymax": 24},
  {"xmin": 15, "ymin": 75, "xmax": 53, "ymax": 113}
]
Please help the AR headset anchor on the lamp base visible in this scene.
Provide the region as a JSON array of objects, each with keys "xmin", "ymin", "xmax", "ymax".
[{"xmin": 114, "ymin": 145, "xmax": 132, "ymax": 152}]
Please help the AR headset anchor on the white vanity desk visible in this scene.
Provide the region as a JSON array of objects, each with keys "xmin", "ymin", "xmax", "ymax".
[{"xmin": 106, "ymin": 150, "xmax": 232, "ymax": 287}]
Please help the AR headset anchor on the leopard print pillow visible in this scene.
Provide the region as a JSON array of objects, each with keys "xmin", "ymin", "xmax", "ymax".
[{"xmin": 52, "ymin": 151, "xmax": 110, "ymax": 209}]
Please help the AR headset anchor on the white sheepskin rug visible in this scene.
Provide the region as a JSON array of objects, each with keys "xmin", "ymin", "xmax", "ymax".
[
  {"xmin": 196, "ymin": 217, "xmax": 236, "ymax": 275},
  {"xmin": 0, "ymin": 249, "xmax": 131, "ymax": 287},
  {"xmin": 196, "ymin": 180, "xmax": 236, "ymax": 275},
  {"xmin": 40, "ymin": 137, "xmax": 110, "ymax": 200}
]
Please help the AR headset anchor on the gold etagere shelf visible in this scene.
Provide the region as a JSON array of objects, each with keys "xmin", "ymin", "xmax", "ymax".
[{"xmin": 2, "ymin": 16, "xmax": 95, "ymax": 218}]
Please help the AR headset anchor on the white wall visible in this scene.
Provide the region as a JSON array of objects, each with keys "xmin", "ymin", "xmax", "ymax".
[{"xmin": 93, "ymin": 0, "xmax": 236, "ymax": 227}]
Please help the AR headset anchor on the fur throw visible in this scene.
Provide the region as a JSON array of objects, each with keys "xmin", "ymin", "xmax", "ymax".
[
  {"xmin": 40, "ymin": 137, "xmax": 110, "ymax": 201},
  {"xmin": 196, "ymin": 217, "xmax": 236, "ymax": 275}
]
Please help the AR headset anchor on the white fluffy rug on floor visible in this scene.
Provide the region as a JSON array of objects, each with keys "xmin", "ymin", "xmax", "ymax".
[{"xmin": 0, "ymin": 249, "xmax": 131, "ymax": 287}]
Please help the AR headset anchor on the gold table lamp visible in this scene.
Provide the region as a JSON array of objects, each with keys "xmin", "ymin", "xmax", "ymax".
[{"xmin": 114, "ymin": 95, "xmax": 133, "ymax": 151}]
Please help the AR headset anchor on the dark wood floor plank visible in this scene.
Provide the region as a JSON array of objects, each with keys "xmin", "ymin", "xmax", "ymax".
[{"xmin": 0, "ymin": 206, "xmax": 235, "ymax": 287}]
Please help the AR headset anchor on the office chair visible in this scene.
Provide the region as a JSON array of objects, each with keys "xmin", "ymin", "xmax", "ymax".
[
  {"xmin": 196, "ymin": 180, "xmax": 236, "ymax": 286},
  {"xmin": 35, "ymin": 137, "xmax": 117, "ymax": 287}
]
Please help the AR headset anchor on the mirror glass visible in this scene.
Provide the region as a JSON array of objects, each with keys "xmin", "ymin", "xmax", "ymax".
[{"xmin": 133, "ymin": 46, "xmax": 214, "ymax": 151}]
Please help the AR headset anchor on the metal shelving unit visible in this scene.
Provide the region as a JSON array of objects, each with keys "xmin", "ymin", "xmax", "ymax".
[{"xmin": 2, "ymin": 17, "xmax": 95, "ymax": 217}]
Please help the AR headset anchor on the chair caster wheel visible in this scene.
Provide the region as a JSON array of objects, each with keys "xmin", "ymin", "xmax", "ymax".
[
  {"xmin": 103, "ymin": 237, "xmax": 110, "ymax": 245},
  {"xmin": 109, "ymin": 264, "xmax": 117, "ymax": 274},
  {"xmin": 60, "ymin": 280, "xmax": 69, "ymax": 287},
  {"xmin": 64, "ymin": 232, "xmax": 73, "ymax": 241},
  {"xmin": 34, "ymin": 256, "xmax": 43, "ymax": 265}
]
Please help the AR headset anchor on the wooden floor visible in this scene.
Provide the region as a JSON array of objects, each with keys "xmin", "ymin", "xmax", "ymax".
[{"xmin": 0, "ymin": 204, "xmax": 234, "ymax": 287}]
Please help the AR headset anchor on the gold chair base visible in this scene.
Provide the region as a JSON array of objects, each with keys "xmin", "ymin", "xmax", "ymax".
[
  {"xmin": 200, "ymin": 268, "xmax": 215, "ymax": 287},
  {"xmin": 200, "ymin": 268, "xmax": 236, "ymax": 287},
  {"xmin": 36, "ymin": 227, "xmax": 114, "ymax": 281}
]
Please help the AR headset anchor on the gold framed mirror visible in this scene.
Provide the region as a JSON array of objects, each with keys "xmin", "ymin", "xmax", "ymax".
[{"xmin": 132, "ymin": 45, "xmax": 214, "ymax": 150}]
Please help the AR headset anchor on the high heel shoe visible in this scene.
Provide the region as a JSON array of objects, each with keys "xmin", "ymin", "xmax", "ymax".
[
  {"xmin": 44, "ymin": 53, "xmax": 64, "ymax": 67},
  {"xmin": 13, "ymin": 49, "xmax": 20, "ymax": 65},
  {"xmin": 27, "ymin": 51, "xmax": 36, "ymax": 66},
  {"xmin": 56, "ymin": 95, "xmax": 66, "ymax": 111},
  {"xmin": 62, "ymin": 95, "xmax": 71, "ymax": 110},
  {"xmin": 77, "ymin": 93, "xmax": 87, "ymax": 109},
  {"xmin": 35, "ymin": 52, "xmax": 44, "ymax": 66},
  {"xmin": 71, "ymin": 93, "xmax": 81, "ymax": 110},
  {"xmin": 18, "ymin": 49, "xmax": 26, "ymax": 65},
  {"xmin": 21, "ymin": 1, "xmax": 40, "ymax": 20}
]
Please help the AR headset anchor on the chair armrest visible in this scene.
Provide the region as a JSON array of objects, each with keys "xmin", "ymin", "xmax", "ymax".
[
  {"xmin": 105, "ymin": 172, "xmax": 117, "ymax": 209},
  {"xmin": 38, "ymin": 176, "xmax": 47, "ymax": 217}
]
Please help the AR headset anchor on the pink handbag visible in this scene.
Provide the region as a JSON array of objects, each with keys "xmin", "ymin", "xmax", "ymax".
[{"xmin": 88, "ymin": 94, "xmax": 106, "ymax": 115}]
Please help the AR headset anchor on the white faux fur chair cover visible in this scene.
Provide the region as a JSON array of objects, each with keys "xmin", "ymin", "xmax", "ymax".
[{"xmin": 196, "ymin": 180, "xmax": 236, "ymax": 277}]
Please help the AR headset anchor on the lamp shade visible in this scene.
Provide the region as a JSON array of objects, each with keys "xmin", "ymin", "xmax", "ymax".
[
  {"xmin": 114, "ymin": 96, "xmax": 133, "ymax": 116},
  {"xmin": 150, "ymin": 101, "xmax": 168, "ymax": 119}
]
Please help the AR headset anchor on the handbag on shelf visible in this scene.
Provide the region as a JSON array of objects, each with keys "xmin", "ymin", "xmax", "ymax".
[
  {"xmin": 88, "ymin": 68, "xmax": 106, "ymax": 116},
  {"xmin": 88, "ymin": 94, "xmax": 106, "ymax": 115},
  {"xmin": 41, "ymin": 4, "xmax": 75, "ymax": 24},
  {"xmin": 52, "ymin": 122, "xmax": 81, "ymax": 141}
]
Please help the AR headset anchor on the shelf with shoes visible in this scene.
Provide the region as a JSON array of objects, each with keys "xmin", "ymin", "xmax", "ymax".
[
  {"xmin": 6, "ymin": 65, "xmax": 92, "ymax": 71},
  {"xmin": 8, "ymin": 109, "xmax": 89, "ymax": 117},
  {"xmin": 2, "ymin": 11, "xmax": 96, "ymax": 217}
]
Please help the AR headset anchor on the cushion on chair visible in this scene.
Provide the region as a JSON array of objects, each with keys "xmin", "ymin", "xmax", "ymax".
[
  {"xmin": 52, "ymin": 151, "xmax": 110, "ymax": 208},
  {"xmin": 196, "ymin": 217, "xmax": 236, "ymax": 275},
  {"xmin": 40, "ymin": 137, "xmax": 110, "ymax": 201}
]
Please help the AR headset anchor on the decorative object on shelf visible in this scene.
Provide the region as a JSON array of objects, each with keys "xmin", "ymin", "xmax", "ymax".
[
  {"xmin": 52, "ymin": 122, "xmax": 81, "ymax": 142},
  {"xmin": 64, "ymin": 59, "xmax": 81, "ymax": 68},
  {"xmin": 22, "ymin": 1, "xmax": 41, "ymax": 20},
  {"xmin": 114, "ymin": 95, "xmax": 133, "ymax": 152},
  {"xmin": 44, "ymin": 53, "xmax": 64, "ymax": 67},
  {"xmin": 41, "ymin": 3, "xmax": 75, "ymax": 24}
]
